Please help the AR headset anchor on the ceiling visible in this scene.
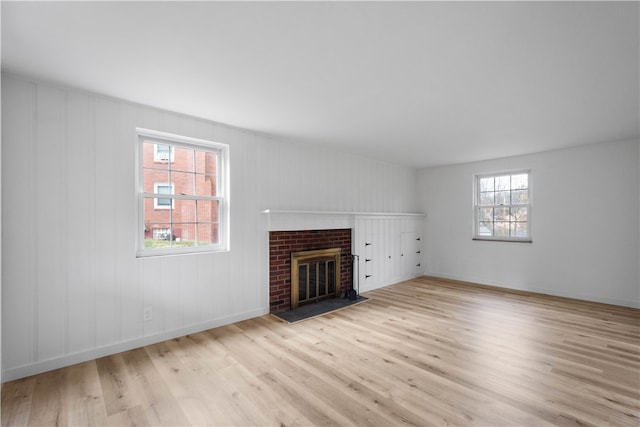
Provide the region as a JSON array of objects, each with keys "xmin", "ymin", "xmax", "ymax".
[{"xmin": 2, "ymin": 1, "xmax": 638, "ymax": 169}]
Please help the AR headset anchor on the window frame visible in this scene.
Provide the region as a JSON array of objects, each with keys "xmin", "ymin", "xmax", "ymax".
[
  {"xmin": 473, "ymin": 169, "xmax": 532, "ymax": 243},
  {"xmin": 136, "ymin": 128, "xmax": 230, "ymax": 257}
]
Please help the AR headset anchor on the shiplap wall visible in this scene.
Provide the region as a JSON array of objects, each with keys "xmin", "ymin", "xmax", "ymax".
[{"xmin": 1, "ymin": 74, "xmax": 418, "ymax": 381}]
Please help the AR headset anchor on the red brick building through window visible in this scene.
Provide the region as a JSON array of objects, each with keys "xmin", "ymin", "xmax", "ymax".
[{"xmin": 142, "ymin": 141, "xmax": 219, "ymax": 247}]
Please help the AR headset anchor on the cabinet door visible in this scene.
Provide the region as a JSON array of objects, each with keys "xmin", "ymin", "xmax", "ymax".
[
  {"xmin": 400, "ymin": 231, "xmax": 416, "ymax": 277},
  {"xmin": 363, "ymin": 231, "xmax": 378, "ymax": 289},
  {"xmin": 400, "ymin": 216, "xmax": 423, "ymax": 279},
  {"xmin": 414, "ymin": 236, "xmax": 423, "ymax": 275}
]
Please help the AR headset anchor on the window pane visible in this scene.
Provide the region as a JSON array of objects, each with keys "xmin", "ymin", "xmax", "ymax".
[
  {"xmin": 145, "ymin": 142, "xmax": 174, "ymax": 165},
  {"xmin": 494, "ymin": 207, "xmax": 510, "ymax": 221},
  {"xmin": 195, "ymin": 150, "xmax": 218, "ymax": 176},
  {"xmin": 145, "ymin": 223, "xmax": 172, "ymax": 248},
  {"xmin": 511, "ymin": 206, "xmax": 528, "ymax": 222},
  {"xmin": 479, "ymin": 177, "xmax": 494, "ymax": 192},
  {"xmin": 197, "ymin": 200, "xmax": 219, "ymax": 223},
  {"xmin": 143, "ymin": 164, "xmax": 169, "ymax": 180},
  {"xmin": 143, "ymin": 169, "xmax": 170, "ymax": 191},
  {"xmin": 144, "ymin": 198, "xmax": 171, "ymax": 223},
  {"xmin": 478, "ymin": 221, "xmax": 493, "ymax": 236},
  {"xmin": 156, "ymin": 171, "xmax": 216, "ymax": 198},
  {"xmin": 173, "ymin": 146, "xmax": 196, "ymax": 172},
  {"xmin": 479, "ymin": 207, "xmax": 493, "ymax": 222},
  {"xmin": 197, "ymin": 175, "xmax": 217, "ymax": 197},
  {"xmin": 174, "ymin": 222, "xmax": 196, "ymax": 245},
  {"xmin": 171, "ymin": 171, "xmax": 196, "ymax": 196},
  {"xmin": 495, "ymin": 190, "xmax": 510, "ymax": 205},
  {"xmin": 196, "ymin": 223, "xmax": 219, "ymax": 245},
  {"xmin": 511, "ymin": 174, "xmax": 528, "ymax": 190},
  {"xmin": 512, "ymin": 189, "xmax": 528, "ymax": 205},
  {"xmin": 175, "ymin": 199, "xmax": 196, "ymax": 223},
  {"xmin": 511, "ymin": 222, "xmax": 528, "ymax": 238},
  {"xmin": 494, "ymin": 222, "xmax": 510, "ymax": 237},
  {"xmin": 495, "ymin": 175, "xmax": 510, "ymax": 191},
  {"xmin": 479, "ymin": 192, "xmax": 494, "ymax": 206},
  {"xmin": 143, "ymin": 142, "xmax": 170, "ymax": 181}
]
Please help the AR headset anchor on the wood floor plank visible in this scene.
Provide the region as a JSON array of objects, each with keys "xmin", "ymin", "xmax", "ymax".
[
  {"xmin": 24, "ymin": 368, "xmax": 66, "ymax": 426},
  {"xmin": 118, "ymin": 347, "xmax": 191, "ymax": 426},
  {"xmin": 0, "ymin": 377, "xmax": 35, "ymax": 427},
  {"xmin": 60, "ymin": 360, "xmax": 108, "ymax": 426},
  {"xmin": 94, "ymin": 353, "xmax": 142, "ymax": 416},
  {"xmin": 2, "ymin": 276, "xmax": 639, "ymax": 426}
]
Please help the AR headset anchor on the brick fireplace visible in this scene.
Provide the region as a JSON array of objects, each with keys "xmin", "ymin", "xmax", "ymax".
[{"xmin": 269, "ymin": 229, "xmax": 352, "ymax": 313}]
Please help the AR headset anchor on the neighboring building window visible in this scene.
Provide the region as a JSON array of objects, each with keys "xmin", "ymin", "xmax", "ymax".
[
  {"xmin": 154, "ymin": 144, "xmax": 174, "ymax": 162},
  {"xmin": 153, "ymin": 183, "xmax": 174, "ymax": 209},
  {"xmin": 474, "ymin": 170, "xmax": 531, "ymax": 242},
  {"xmin": 137, "ymin": 128, "xmax": 230, "ymax": 257},
  {"xmin": 152, "ymin": 228, "xmax": 172, "ymax": 240}
]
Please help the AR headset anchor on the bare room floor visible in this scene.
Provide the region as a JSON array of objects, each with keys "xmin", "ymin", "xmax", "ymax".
[{"xmin": 2, "ymin": 276, "xmax": 639, "ymax": 426}]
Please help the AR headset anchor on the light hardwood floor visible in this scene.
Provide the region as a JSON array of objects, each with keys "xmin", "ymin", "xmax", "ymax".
[{"xmin": 2, "ymin": 276, "xmax": 639, "ymax": 426}]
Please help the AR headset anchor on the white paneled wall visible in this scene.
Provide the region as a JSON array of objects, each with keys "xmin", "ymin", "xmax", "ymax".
[
  {"xmin": 1, "ymin": 74, "xmax": 419, "ymax": 381},
  {"xmin": 417, "ymin": 139, "xmax": 640, "ymax": 308}
]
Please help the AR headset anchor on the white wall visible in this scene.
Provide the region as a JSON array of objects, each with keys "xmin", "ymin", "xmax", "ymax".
[
  {"xmin": 0, "ymin": 5, "xmax": 3, "ymax": 383},
  {"xmin": 1, "ymin": 73, "xmax": 418, "ymax": 381},
  {"xmin": 418, "ymin": 139, "xmax": 640, "ymax": 308}
]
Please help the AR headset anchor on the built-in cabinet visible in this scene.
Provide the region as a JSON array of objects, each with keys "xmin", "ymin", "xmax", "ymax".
[
  {"xmin": 263, "ymin": 209, "xmax": 425, "ymax": 298},
  {"xmin": 353, "ymin": 215, "xmax": 424, "ymax": 293}
]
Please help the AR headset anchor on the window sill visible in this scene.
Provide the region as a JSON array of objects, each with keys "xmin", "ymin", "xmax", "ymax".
[
  {"xmin": 136, "ymin": 246, "xmax": 230, "ymax": 258},
  {"xmin": 473, "ymin": 238, "xmax": 532, "ymax": 243}
]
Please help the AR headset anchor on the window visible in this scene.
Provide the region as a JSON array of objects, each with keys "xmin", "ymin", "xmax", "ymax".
[
  {"xmin": 153, "ymin": 183, "xmax": 174, "ymax": 209},
  {"xmin": 154, "ymin": 144, "xmax": 174, "ymax": 162},
  {"xmin": 152, "ymin": 228, "xmax": 172, "ymax": 240},
  {"xmin": 137, "ymin": 128, "xmax": 230, "ymax": 257},
  {"xmin": 474, "ymin": 170, "xmax": 531, "ymax": 242}
]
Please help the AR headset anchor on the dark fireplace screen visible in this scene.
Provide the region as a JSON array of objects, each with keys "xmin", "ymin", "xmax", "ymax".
[{"xmin": 291, "ymin": 248, "xmax": 341, "ymax": 309}]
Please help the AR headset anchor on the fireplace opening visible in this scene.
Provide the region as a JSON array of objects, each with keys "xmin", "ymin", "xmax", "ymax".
[
  {"xmin": 269, "ymin": 229, "xmax": 352, "ymax": 313},
  {"xmin": 291, "ymin": 248, "xmax": 341, "ymax": 309}
]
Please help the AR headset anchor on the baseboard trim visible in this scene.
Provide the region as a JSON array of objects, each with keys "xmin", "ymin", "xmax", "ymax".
[
  {"xmin": 422, "ymin": 272, "xmax": 640, "ymax": 309},
  {"xmin": 2, "ymin": 307, "xmax": 269, "ymax": 383}
]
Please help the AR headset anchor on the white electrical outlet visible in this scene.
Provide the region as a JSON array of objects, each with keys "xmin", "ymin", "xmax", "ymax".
[{"xmin": 143, "ymin": 306, "xmax": 153, "ymax": 322}]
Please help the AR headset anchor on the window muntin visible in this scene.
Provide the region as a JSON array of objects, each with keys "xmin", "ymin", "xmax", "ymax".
[
  {"xmin": 137, "ymin": 128, "xmax": 229, "ymax": 257},
  {"xmin": 474, "ymin": 171, "xmax": 531, "ymax": 242}
]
